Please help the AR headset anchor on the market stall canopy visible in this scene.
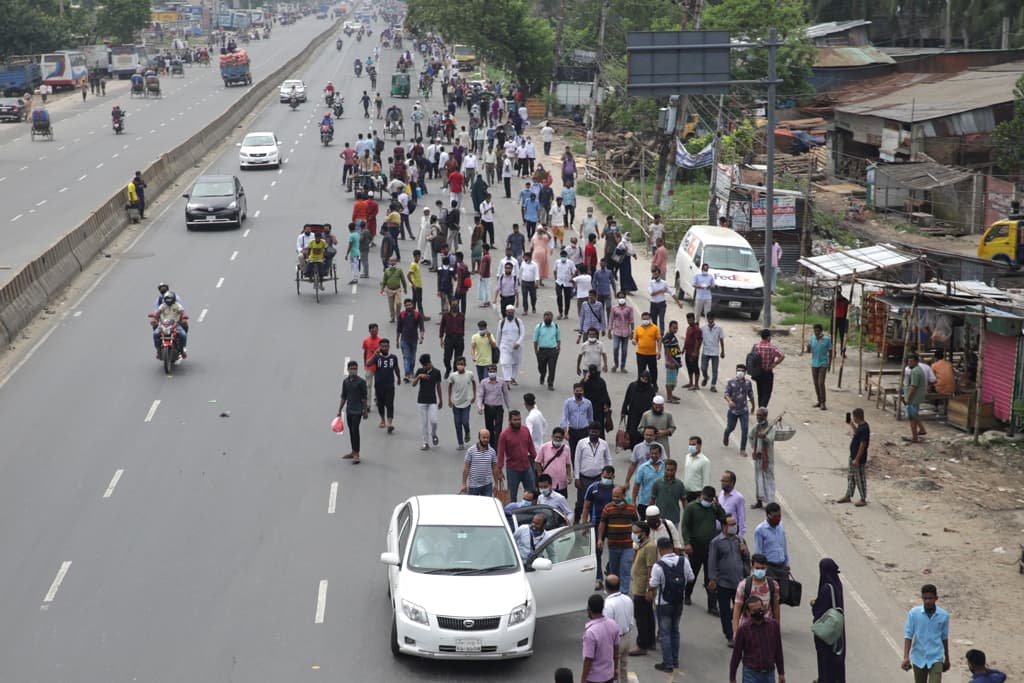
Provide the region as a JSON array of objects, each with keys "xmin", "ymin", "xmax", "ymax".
[{"xmin": 798, "ymin": 243, "xmax": 917, "ymax": 279}]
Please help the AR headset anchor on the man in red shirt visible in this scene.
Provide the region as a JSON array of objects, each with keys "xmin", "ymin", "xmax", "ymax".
[
  {"xmin": 340, "ymin": 142, "xmax": 358, "ymax": 188},
  {"xmin": 682, "ymin": 312, "xmax": 703, "ymax": 390},
  {"xmin": 584, "ymin": 233, "xmax": 599, "ymax": 272},
  {"xmin": 448, "ymin": 168, "xmax": 465, "ymax": 208},
  {"xmin": 352, "ymin": 194, "xmax": 370, "ymax": 230},
  {"xmin": 361, "ymin": 323, "xmax": 382, "ymax": 403},
  {"xmin": 365, "ymin": 191, "xmax": 380, "ymax": 237},
  {"xmin": 497, "ymin": 409, "xmax": 537, "ymax": 502},
  {"xmin": 751, "ymin": 329, "xmax": 784, "ymax": 408},
  {"xmin": 651, "ymin": 237, "xmax": 668, "ymax": 277}
]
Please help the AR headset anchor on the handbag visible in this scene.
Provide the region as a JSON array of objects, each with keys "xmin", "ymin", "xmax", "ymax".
[
  {"xmin": 615, "ymin": 418, "xmax": 631, "ymax": 451},
  {"xmin": 494, "ymin": 478, "xmax": 510, "ymax": 506},
  {"xmin": 603, "ymin": 411, "xmax": 614, "ymax": 434},
  {"xmin": 782, "ymin": 573, "xmax": 803, "ymax": 607},
  {"xmin": 811, "ymin": 584, "xmax": 845, "ymax": 649}
]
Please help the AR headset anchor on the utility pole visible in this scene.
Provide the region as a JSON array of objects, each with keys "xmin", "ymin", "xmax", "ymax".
[
  {"xmin": 706, "ymin": 93, "xmax": 725, "ymax": 222},
  {"xmin": 944, "ymin": 0, "xmax": 951, "ymax": 49},
  {"xmin": 1002, "ymin": 17, "xmax": 1011, "ymax": 50},
  {"xmin": 762, "ymin": 28, "xmax": 779, "ymax": 327},
  {"xmin": 658, "ymin": 0, "xmax": 703, "ymax": 212},
  {"xmin": 586, "ymin": 0, "xmax": 608, "ymax": 157},
  {"xmin": 547, "ymin": 0, "xmax": 567, "ymax": 118}
]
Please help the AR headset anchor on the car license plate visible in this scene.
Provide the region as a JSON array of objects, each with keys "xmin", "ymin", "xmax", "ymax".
[
  {"xmin": 205, "ymin": 216, "xmax": 216, "ymax": 221},
  {"xmin": 728, "ymin": 300, "xmax": 742, "ymax": 308},
  {"xmin": 455, "ymin": 639, "xmax": 482, "ymax": 652}
]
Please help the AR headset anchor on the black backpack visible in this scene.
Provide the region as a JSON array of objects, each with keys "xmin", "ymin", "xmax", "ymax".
[
  {"xmin": 745, "ymin": 345, "xmax": 763, "ymax": 379},
  {"xmin": 656, "ymin": 558, "xmax": 688, "ymax": 606}
]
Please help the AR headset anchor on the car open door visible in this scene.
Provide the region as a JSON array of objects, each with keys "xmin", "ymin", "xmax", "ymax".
[{"xmin": 526, "ymin": 524, "xmax": 596, "ymax": 619}]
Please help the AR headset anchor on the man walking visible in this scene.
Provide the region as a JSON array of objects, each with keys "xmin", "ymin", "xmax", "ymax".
[
  {"xmin": 524, "ymin": 392, "xmax": 548, "ymax": 453},
  {"xmin": 535, "ymin": 427, "xmax": 574, "ymax": 500},
  {"xmin": 646, "ymin": 536, "xmax": 694, "ymax": 673},
  {"xmin": 497, "ymin": 305, "xmax": 525, "ymax": 384},
  {"xmin": 412, "ymin": 353, "xmax": 443, "ymax": 450},
  {"xmin": 754, "ymin": 503, "xmax": 790, "ymax": 601},
  {"xmin": 581, "ymin": 594, "xmax": 619, "ymax": 683},
  {"xmin": 723, "ymin": 363, "xmax": 756, "ymax": 456},
  {"xmin": 439, "ymin": 301, "xmax": 465, "ymax": 377},
  {"xmin": 608, "ymin": 292, "xmax": 634, "ymax": 373},
  {"xmin": 750, "ymin": 329, "xmax": 785, "ymax": 407},
  {"xmin": 372, "ymin": 338, "xmax": 401, "ymax": 434},
  {"xmin": 380, "ymin": 256, "xmax": 408, "ymax": 322},
  {"xmin": 838, "ymin": 407, "xmax": 869, "ymax": 506},
  {"xmin": 602, "ymin": 575, "xmax": 635, "ymax": 683},
  {"xmin": 448, "ymin": 356, "xmax": 477, "ymax": 450},
  {"xmin": 903, "ymin": 584, "xmax": 950, "ymax": 682},
  {"xmin": 460, "ymin": 429, "xmax": 500, "ymax": 496},
  {"xmin": 630, "ymin": 521, "xmax": 658, "ymax": 656},
  {"xmin": 498, "ymin": 410, "xmax": 537, "ymax": 501},
  {"xmin": 533, "ymin": 310, "xmax": 561, "ymax": 390},
  {"xmin": 632, "ymin": 311, "xmax": 661, "ymax": 383},
  {"xmin": 574, "ymin": 419, "xmax": 610, "ymax": 521},
  {"xmin": 637, "ymin": 395, "xmax": 676, "ymax": 457},
  {"xmin": 682, "ymin": 312, "xmax": 702, "ymax": 390},
  {"xmin": 730, "ymin": 596, "xmax": 785, "ymax": 683},
  {"xmin": 651, "ymin": 458, "xmax": 687, "ymax": 528},
  {"xmin": 554, "ymin": 250, "xmax": 577, "ymax": 320},
  {"xmin": 478, "ymin": 364, "xmax": 511, "ymax": 445},
  {"xmin": 471, "ymin": 320, "xmax": 498, "ymax": 380},
  {"xmin": 682, "ymin": 436, "xmax": 712, "ymax": 503},
  {"xmin": 648, "ymin": 267, "xmax": 670, "ymax": 332},
  {"xmin": 336, "ymin": 360, "xmax": 369, "ymax": 464},
  {"xmin": 563, "ymin": 383, "xmax": 595, "ymax": 455},
  {"xmin": 806, "ymin": 323, "xmax": 832, "ymax": 410},
  {"xmin": 598, "ymin": 486, "xmax": 638, "ymax": 596},
  {"xmin": 396, "ymin": 299, "xmax": 425, "ymax": 379},
  {"xmin": 683, "ymin": 485, "xmax": 728, "ymax": 615},
  {"xmin": 700, "ymin": 313, "xmax": 725, "ymax": 392},
  {"xmin": 708, "ymin": 511, "xmax": 748, "ymax": 645}
]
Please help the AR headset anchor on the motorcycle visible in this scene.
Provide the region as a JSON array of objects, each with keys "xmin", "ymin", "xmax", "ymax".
[
  {"xmin": 150, "ymin": 314, "xmax": 187, "ymax": 374},
  {"xmin": 356, "ymin": 32, "xmax": 363, "ymax": 43},
  {"xmin": 332, "ymin": 98, "xmax": 344, "ymax": 118},
  {"xmin": 112, "ymin": 116, "xmax": 125, "ymax": 134},
  {"xmin": 336, "ymin": 38, "xmax": 343, "ymax": 51},
  {"xmin": 354, "ymin": 61, "xmax": 362, "ymax": 77},
  {"xmin": 325, "ymin": 91, "xmax": 335, "ymax": 106},
  {"xmin": 320, "ymin": 124, "xmax": 333, "ymax": 146},
  {"xmin": 289, "ymin": 95, "xmax": 300, "ymax": 110}
]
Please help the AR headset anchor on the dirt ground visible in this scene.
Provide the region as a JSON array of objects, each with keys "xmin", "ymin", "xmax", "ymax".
[{"xmin": 536, "ymin": 133, "xmax": 1022, "ymax": 677}]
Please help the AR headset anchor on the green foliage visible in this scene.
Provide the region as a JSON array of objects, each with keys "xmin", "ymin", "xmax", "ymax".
[
  {"xmin": 703, "ymin": 0, "xmax": 815, "ymax": 99},
  {"xmin": 97, "ymin": 0, "xmax": 150, "ymax": 44},
  {"xmin": 993, "ymin": 74, "xmax": 1024, "ymax": 174},
  {"xmin": 0, "ymin": 0, "xmax": 72, "ymax": 59},
  {"xmin": 406, "ymin": 0, "xmax": 553, "ymax": 92}
]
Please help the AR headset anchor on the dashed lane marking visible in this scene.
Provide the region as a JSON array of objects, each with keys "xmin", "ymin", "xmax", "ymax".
[
  {"xmin": 102, "ymin": 469, "xmax": 124, "ymax": 498},
  {"xmin": 144, "ymin": 400, "xmax": 161, "ymax": 422},
  {"xmin": 42, "ymin": 561, "xmax": 72, "ymax": 604}
]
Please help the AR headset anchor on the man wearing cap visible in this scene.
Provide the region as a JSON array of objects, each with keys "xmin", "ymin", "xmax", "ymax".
[
  {"xmin": 497, "ymin": 305, "xmax": 525, "ymax": 384},
  {"xmin": 637, "ymin": 396, "xmax": 676, "ymax": 457}
]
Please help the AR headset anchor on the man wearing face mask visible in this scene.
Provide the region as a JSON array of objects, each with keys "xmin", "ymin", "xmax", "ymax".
[
  {"xmin": 632, "ymin": 311, "xmax": 662, "ymax": 383},
  {"xmin": 598, "ymin": 486, "xmax": 639, "ymax": 596},
  {"xmin": 563, "ymin": 383, "xmax": 595, "ymax": 457},
  {"xmin": 754, "ymin": 503, "xmax": 790, "ymax": 604},
  {"xmin": 608, "ymin": 292, "xmax": 634, "ymax": 373},
  {"xmin": 575, "ymin": 420, "xmax": 612, "ymax": 520},
  {"xmin": 692, "ymin": 262, "xmax": 716, "ymax": 320},
  {"xmin": 723, "ymin": 363, "xmax": 756, "ymax": 456},
  {"xmin": 708, "ymin": 511, "xmax": 749, "ymax": 645},
  {"xmin": 682, "ymin": 436, "xmax": 712, "ymax": 504},
  {"xmin": 578, "ymin": 289, "xmax": 607, "ymax": 344},
  {"xmin": 498, "ymin": 410, "xmax": 538, "ymax": 502},
  {"xmin": 337, "ymin": 360, "xmax": 370, "ymax": 464},
  {"xmin": 534, "ymin": 427, "xmax": 573, "ymax": 499},
  {"xmin": 718, "ymin": 470, "xmax": 747, "ymax": 536},
  {"xmin": 631, "ymin": 444, "xmax": 665, "ymax": 520},
  {"xmin": 730, "ymin": 596, "xmax": 785, "ymax": 683},
  {"xmin": 734, "ymin": 554, "xmax": 781, "ymax": 638},
  {"xmin": 577, "ymin": 328, "xmax": 608, "ymax": 376},
  {"xmin": 625, "ymin": 426, "xmax": 659, "ymax": 490},
  {"xmin": 497, "ymin": 305, "xmax": 525, "ymax": 384},
  {"xmin": 532, "ymin": 310, "xmax": 561, "ymax": 390},
  {"xmin": 650, "ymin": 458, "xmax": 687, "ymax": 527},
  {"xmin": 620, "ymin": 370, "xmax": 657, "ymax": 449},
  {"xmin": 553, "ymin": 249, "xmax": 577, "ymax": 319},
  {"xmin": 478, "ymin": 363, "xmax": 511, "ymax": 444},
  {"xmin": 644, "ymin": 505, "xmax": 683, "ymax": 554},
  {"xmin": 637, "ymin": 395, "xmax": 676, "ymax": 457},
  {"xmin": 581, "ymin": 465, "xmax": 617, "ymax": 589},
  {"xmin": 700, "ymin": 312, "xmax": 725, "ymax": 392},
  {"xmin": 629, "ymin": 521, "xmax": 658, "ymax": 655},
  {"xmin": 536, "ymin": 473, "xmax": 572, "ymax": 520},
  {"xmin": 512, "ymin": 513, "xmax": 549, "ymax": 561},
  {"xmin": 686, "ymin": 486, "xmax": 730, "ymax": 617}
]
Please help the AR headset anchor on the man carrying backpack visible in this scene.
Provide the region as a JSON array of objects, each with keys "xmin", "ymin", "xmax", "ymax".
[
  {"xmin": 646, "ymin": 536, "xmax": 695, "ymax": 673},
  {"xmin": 748, "ymin": 329, "xmax": 785, "ymax": 408}
]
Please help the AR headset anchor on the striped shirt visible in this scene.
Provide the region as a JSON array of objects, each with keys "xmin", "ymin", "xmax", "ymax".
[
  {"xmin": 464, "ymin": 444, "xmax": 497, "ymax": 487},
  {"xmin": 600, "ymin": 501, "xmax": 639, "ymax": 548}
]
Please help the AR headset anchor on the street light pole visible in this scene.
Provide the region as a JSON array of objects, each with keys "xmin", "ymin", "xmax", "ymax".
[{"xmin": 762, "ymin": 28, "xmax": 778, "ymax": 327}]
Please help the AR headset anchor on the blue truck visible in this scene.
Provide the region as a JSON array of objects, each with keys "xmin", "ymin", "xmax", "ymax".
[
  {"xmin": 0, "ymin": 60, "xmax": 42, "ymax": 96},
  {"xmin": 219, "ymin": 50, "xmax": 252, "ymax": 87}
]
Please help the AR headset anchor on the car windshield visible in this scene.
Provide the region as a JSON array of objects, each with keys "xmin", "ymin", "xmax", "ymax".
[
  {"xmin": 282, "ymin": 81, "xmax": 303, "ymax": 89},
  {"xmin": 407, "ymin": 525, "xmax": 519, "ymax": 574},
  {"xmin": 193, "ymin": 181, "xmax": 234, "ymax": 197},
  {"xmin": 704, "ymin": 245, "xmax": 760, "ymax": 273},
  {"xmin": 454, "ymin": 46, "xmax": 473, "ymax": 56},
  {"xmin": 244, "ymin": 134, "xmax": 275, "ymax": 147}
]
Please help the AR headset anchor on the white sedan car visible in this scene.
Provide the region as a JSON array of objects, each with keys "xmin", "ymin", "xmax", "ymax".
[
  {"xmin": 381, "ymin": 494, "xmax": 595, "ymax": 660},
  {"xmin": 238, "ymin": 131, "xmax": 282, "ymax": 169},
  {"xmin": 278, "ymin": 79, "xmax": 307, "ymax": 102}
]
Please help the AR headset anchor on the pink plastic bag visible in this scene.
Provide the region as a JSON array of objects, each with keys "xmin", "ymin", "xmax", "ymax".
[{"xmin": 331, "ymin": 416, "xmax": 345, "ymax": 433}]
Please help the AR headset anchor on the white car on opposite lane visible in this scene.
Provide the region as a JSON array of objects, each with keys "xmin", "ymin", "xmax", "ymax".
[
  {"xmin": 278, "ymin": 79, "xmax": 307, "ymax": 102},
  {"xmin": 380, "ymin": 494, "xmax": 595, "ymax": 659},
  {"xmin": 238, "ymin": 131, "xmax": 282, "ymax": 169}
]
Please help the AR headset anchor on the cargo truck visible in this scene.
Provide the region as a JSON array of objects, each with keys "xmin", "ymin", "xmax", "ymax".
[
  {"xmin": 977, "ymin": 201, "xmax": 1024, "ymax": 267},
  {"xmin": 220, "ymin": 49, "xmax": 252, "ymax": 86},
  {"xmin": 0, "ymin": 60, "xmax": 42, "ymax": 96}
]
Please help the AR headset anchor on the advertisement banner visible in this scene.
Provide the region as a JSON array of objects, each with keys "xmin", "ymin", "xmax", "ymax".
[
  {"xmin": 151, "ymin": 11, "xmax": 180, "ymax": 22},
  {"xmin": 750, "ymin": 196, "xmax": 797, "ymax": 230},
  {"xmin": 675, "ymin": 139, "xmax": 714, "ymax": 169}
]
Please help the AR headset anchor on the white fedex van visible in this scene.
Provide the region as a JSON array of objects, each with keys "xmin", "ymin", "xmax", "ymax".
[{"xmin": 673, "ymin": 225, "xmax": 765, "ymax": 320}]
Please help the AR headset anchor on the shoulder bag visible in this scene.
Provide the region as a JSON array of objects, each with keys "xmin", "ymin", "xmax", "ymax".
[{"xmin": 811, "ymin": 584, "xmax": 845, "ymax": 650}]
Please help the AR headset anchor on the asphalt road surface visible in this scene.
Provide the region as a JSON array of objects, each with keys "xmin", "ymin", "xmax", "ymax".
[
  {"xmin": 0, "ymin": 25, "xmax": 911, "ymax": 683},
  {"xmin": 0, "ymin": 17, "xmax": 331, "ymax": 286}
]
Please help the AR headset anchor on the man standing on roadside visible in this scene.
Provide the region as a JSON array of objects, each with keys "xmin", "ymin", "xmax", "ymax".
[
  {"xmin": 751, "ymin": 329, "xmax": 785, "ymax": 408},
  {"xmin": 838, "ymin": 407, "xmax": 869, "ymax": 506},
  {"xmin": 806, "ymin": 323, "xmax": 832, "ymax": 410},
  {"xmin": 904, "ymin": 353, "xmax": 927, "ymax": 443},
  {"xmin": 460, "ymin": 428, "xmax": 499, "ymax": 496},
  {"xmin": 683, "ymin": 312, "xmax": 702, "ymax": 390},
  {"xmin": 700, "ymin": 313, "xmax": 725, "ymax": 392},
  {"xmin": 133, "ymin": 171, "xmax": 148, "ymax": 219},
  {"xmin": 692, "ymin": 262, "xmax": 715, "ymax": 320},
  {"xmin": 580, "ymin": 594, "xmax": 619, "ymax": 683},
  {"xmin": 903, "ymin": 584, "xmax": 950, "ymax": 683},
  {"xmin": 533, "ymin": 310, "xmax": 561, "ymax": 390}
]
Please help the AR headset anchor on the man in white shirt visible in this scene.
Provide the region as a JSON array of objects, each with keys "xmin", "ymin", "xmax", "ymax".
[
  {"xmin": 682, "ymin": 435, "xmax": 712, "ymax": 502},
  {"xmin": 519, "ymin": 252, "xmax": 540, "ymax": 315},
  {"xmin": 479, "ymin": 195, "xmax": 496, "ymax": 246},
  {"xmin": 462, "ymin": 151, "xmax": 478, "ymax": 186},
  {"xmin": 537, "ymin": 473, "xmax": 572, "ymax": 520},
  {"xmin": 497, "ymin": 305, "xmax": 525, "ymax": 384},
  {"xmin": 499, "ymin": 248, "xmax": 521, "ymax": 278},
  {"xmin": 417, "ymin": 208, "xmax": 432, "ymax": 259},
  {"xmin": 573, "ymin": 268, "xmax": 592, "ymax": 316},
  {"xmin": 602, "ymin": 574, "xmax": 636, "ymax": 683},
  {"xmin": 524, "ymin": 392, "xmax": 548, "ymax": 452},
  {"xmin": 648, "ymin": 268, "xmax": 671, "ymax": 332},
  {"xmin": 554, "ymin": 251, "xmax": 577, "ymax": 320},
  {"xmin": 692, "ymin": 263, "xmax": 716, "ymax": 320},
  {"xmin": 540, "ymin": 122, "xmax": 555, "ymax": 156},
  {"xmin": 646, "ymin": 537, "xmax": 695, "ymax": 673},
  {"xmin": 581, "ymin": 206, "xmax": 599, "ymax": 242},
  {"xmin": 501, "ymin": 156, "xmax": 514, "ymax": 198},
  {"xmin": 425, "ymin": 141, "xmax": 437, "ymax": 176},
  {"xmin": 524, "ymin": 137, "xmax": 536, "ymax": 175},
  {"xmin": 516, "ymin": 143, "xmax": 529, "ymax": 177}
]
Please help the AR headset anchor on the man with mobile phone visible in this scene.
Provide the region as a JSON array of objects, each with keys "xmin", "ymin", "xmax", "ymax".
[{"xmin": 838, "ymin": 408, "xmax": 869, "ymax": 507}]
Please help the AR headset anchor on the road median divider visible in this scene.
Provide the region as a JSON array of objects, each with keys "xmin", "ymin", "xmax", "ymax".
[{"xmin": 0, "ymin": 18, "xmax": 343, "ymax": 351}]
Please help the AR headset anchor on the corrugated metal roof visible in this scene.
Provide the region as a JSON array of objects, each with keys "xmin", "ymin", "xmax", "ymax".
[
  {"xmin": 815, "ymin": 46, "xmax": 896, "ymax": 68},
  {"xmin": 806, "ymin": 20, "xmax": 872, "ymax": 40},
  {"xmin": 834, "ymin": 62, "xmax": 1024, "ymax": 122},
  {"xmin": 797, "ymin": 243, "xmax": 917, "ymax": 278},
  {"xmin": 874, "ymin": 161, "xmax": 974, "ymax": 190}
]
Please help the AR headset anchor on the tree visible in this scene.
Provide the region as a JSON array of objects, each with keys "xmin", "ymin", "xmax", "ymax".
[
  {"xmin": 703, "ymin": 0, "xmax": 815, "ymax": 99},
  {"xmin": 97, "ymin": 0, "xmax": 150, "ymax": 44},
  {"xmin": 993, "ymin": 74, "xmax": 1024, "ymax": 175},
  {"xmin": 0, "ymin": 0, "xmax": 72, "ymax": 59}
]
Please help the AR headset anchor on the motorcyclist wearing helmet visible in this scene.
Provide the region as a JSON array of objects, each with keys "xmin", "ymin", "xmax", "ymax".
[
  {"xmin": 320, "ymin": 111, "xmax": 334, "ymax": 136},
  {"xmin": 152, "ymin": 291, "xmax": 188, "ymax": 358},
  {"xmin": 112, "ymin": 105, "xmax": 125, "ymax": 122},
  {"xmin": 354, "ymin": 58, "xmax": 363, "ymax": 75},
  {"xmin": 154, "ymin": 283, "xmax": 188, "ymax": 331},
  {"xmin": 386, "ymin": 104, "xmax": 403, "ymax": 127}
]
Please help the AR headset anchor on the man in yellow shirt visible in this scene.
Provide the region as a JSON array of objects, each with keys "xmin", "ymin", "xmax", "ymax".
[
  {"xmin": 470, "ymin": 319, "xmax": 498, "ymax": 380},
  {"xmin": 632, "ymin": 310, "xmax": 662, "ymax": 383},
  {"xmin": 407, "ymin": 249, "xmax": 430, "ymax": 320},
  {"xmin": 303, "ymin": 230, "xmax": 329, "ymax": 288}
]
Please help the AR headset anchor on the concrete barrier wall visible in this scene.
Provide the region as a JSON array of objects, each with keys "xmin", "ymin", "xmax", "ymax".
[{"xmin": 0, "ymin": 19, "xmax": 341, "ymax": 351}]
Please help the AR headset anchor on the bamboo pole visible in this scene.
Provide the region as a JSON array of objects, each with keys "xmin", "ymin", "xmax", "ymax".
[
  {"xmin": 800, "ymin": 275, "xmax": 809, "ymax": 349},
  {"xmin": 876, "ymin": 304, "xmax": 889, "ymax": 410},
  {"xmin": 895, "ymin": 282, "xmax": 922, "ymax": 421},
  {"xmin": 857, "ymin": 280, "xmax": 865, "ymax": 396},
  {"xmin": 973, "ymin": 309, "xmax": 987, "ymax": 444}
]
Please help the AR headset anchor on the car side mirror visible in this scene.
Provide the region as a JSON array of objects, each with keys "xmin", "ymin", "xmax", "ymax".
[
  {"xmin": 380, "ymin": 552, "xmax": 400, "ymax": 566},
  {"xmin": 530, "ymin": 557, "xmax": 553, "ymax": 571},
  {"xmin": 277, "ymin": 140, "xmax": 282, "ymax": 145},
  {"xmin": 182, "ymin": 193, "xmax": 190, "ymax": 199},
  {"xmin": 236, "ymin": 142, "xmax": 242, "ymax": 146}
]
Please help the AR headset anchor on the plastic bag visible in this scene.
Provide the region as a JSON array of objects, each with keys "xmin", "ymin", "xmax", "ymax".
[{"xmin": 331, "ymin": 416, "xmax": 345, "ymax": 433}]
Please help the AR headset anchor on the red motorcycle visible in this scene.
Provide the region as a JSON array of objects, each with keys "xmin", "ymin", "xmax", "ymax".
[{"xmin": 149, "ymin": 313, "xmax": 188, "ymax": 374}]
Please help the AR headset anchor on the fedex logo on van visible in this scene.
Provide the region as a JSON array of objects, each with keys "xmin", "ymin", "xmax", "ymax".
[{"xmin": 710, "ymin": 270, "xmax": 756, "ymax": 284}]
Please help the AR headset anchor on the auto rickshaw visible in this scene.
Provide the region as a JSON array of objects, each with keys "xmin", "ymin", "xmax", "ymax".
[
  {"xmin": 145, "ymin": 73, "xmax": 161, "ymax": 98},
  {"xmin": 390, "ymin": 72, "xmax": 410, "ymax": 98},
  {"xmin": 130, "ymin": 73, "xmax": 145, "ymax": 97}
]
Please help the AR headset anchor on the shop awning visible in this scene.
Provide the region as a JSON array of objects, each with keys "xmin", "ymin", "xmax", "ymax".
[{"xmin": 797, "ymin": 243, "xmax": 917, "ymax": 278}]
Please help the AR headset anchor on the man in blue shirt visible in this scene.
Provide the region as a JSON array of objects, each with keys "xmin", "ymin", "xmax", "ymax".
[
  {"xmin": 518, "ymin": 181, "xmax": 535, "ymax": 222},
  {"xmin": 592, "ymin": 258, "xmax": 617, "ymax": 319},
  {"xmin": 532, "ymin": 310, "xmax": 561, "ymax": 390},
  {"xmin": 754, "ymin": 502, "xmax": 792, "ymax": 607},
  {"xmin": 903, "ymin": 584, "xmax": 950, "ymax": 681},
  {"xmin": 806, "ymin": 323, "xmax": 832, "ymax": 410},
  {"xmin": 631, "ymin": 443, "xmax": 664, "ymax": 519}
]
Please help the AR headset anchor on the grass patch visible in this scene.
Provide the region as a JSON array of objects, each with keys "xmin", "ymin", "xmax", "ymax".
[{"xmin": 577, "ymin": 179, "xmax": 708, "ymax": 249}]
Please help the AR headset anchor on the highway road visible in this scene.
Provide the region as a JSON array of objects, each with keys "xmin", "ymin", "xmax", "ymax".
[
  {"xmin": 0, "ymin": 24, "xmax": 911, "ymax": 683},
  {"xmin": 0, "ymin": 16, "xmax": 332, "ymax": 286}
]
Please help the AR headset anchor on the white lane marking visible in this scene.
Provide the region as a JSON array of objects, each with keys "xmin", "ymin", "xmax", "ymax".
[
  {"xmin": 198, "ymin": 308, "xmax": 208, "ymax": 323},
  {"xmin": 74, "ymin": 138, "xmax": 81, "ymax": 143},
  {"xmin": 0, "ymin": 176, "xmax": 5, "ymax": 182},
  {"xmin": 242, "ymin": 229, "xmax": 251, "ymax": 237},
  {"xmin": 56, "ymin": 146, "xmax": 65, "ymax": 151},
  {"xmin": 284, "ymin": 158, "xmax": 289, "ymax": 163},
  {"xmin": 19, "ymin": 165, "xmax": 28, "ymax": 171},
  {"xmin": 72, "ymin": 311, "xmax": 82, "ymax": 317},
  {"xmin": 144, "ymin": 399, "xmax": 161, "ymax": 423},
  {"xmin": 59, "ymin": 187, "xmax": 67, "ymax": 193},
  {"xmin": 314, "ymin": 580, "xmax": 328, "ymax": 624},
  {"xmin": 346, "ymin": 314, "xmax": 354, "ymax": 332},
  {"xmin": 271, "ymin": 180, "xmax": 276, "ymax": 187},
  {"xmin": 36, "ymin": 200, "xmax": 46, "ymax": 207},
  {"xmin": 691, "ymin": 389, "xmax": 903, "ymax": 658},
  {"xmin": 43, "ymin": 561, "xmax": 72, "ymax": 603},
  {"xmin": 298, "ymin": 132, "xmax": 304, "ymax": 137},
  {"xmin": 102, "ymin": 469, "xmax": 124, "ymax": 498},
  {"xmin": 351, "ymin": 283, "xmax": 357, "ymax": 294},
  {"xmin": 288, "ymin": 148, "xmax": 294, "ymax": 153},
  {"xmin": 11, "ymin": 214, "xmax": 23, "ymax": 222},
  {"xmin": 277, "ymin": 168, "xmax": 283, "ymax": 175},
  {"xmin": 122, "ymin": 144, "xmax": 129, "ymax": 150},
  {"xmin": 328, "ymin": 482, "xmax": 338, "ymax": 514},
  {"xmin": 95, "ymin": 162, "xmax": 103, "ymax": 169},
  {"xmin": 89, "ymin": 130, "xmax": 95, "ymax": 135},
  {"xmin": 78, "ymin": 174, "xmax": 87, "ymax": 181},
  {"xmin": 262, "ymin": 194, "xmax": 268, "ymax": 201},
  {"xmin": 160, "ymin": 122, "xmax": 166, "ymax": 127},
  {"xmin": 149, "ymin": 129, "xmax": 156, "ymax": 134},
  {"xmin": 230, "ymin": 250, "xmax": 238, "ymax": 261},
  {"xmin": 38, "ymin": 156, "xmax": 46, "ymax": 161},
  {"xmin": 216, "ymin": 277, "xmax": 224, "ymax": 288},
  {"xmin": 135, "ymin": 137, "xmax": 143, "ymax": 142},
  {"xmin": 112, "ymin": 153, "xmax": 119, "ymax": 159},
  {"xmin": 253, "ymin": 210, "xmax": 260, "ymax": 218}
]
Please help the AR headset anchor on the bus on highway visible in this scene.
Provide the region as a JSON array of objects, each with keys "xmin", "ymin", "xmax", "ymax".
[
  {"xmin": 40, "ymin": 51, "xmax": 88, "ymax": 90},
  {"xmin": 109, "ymin": 45, "xmax": 149, "ymax": 78}
]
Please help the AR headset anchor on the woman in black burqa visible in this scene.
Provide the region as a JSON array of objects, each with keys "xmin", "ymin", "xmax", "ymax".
[{"xmin": 811, "ymin": 557, "xmax": 846, "ymax": 683}]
